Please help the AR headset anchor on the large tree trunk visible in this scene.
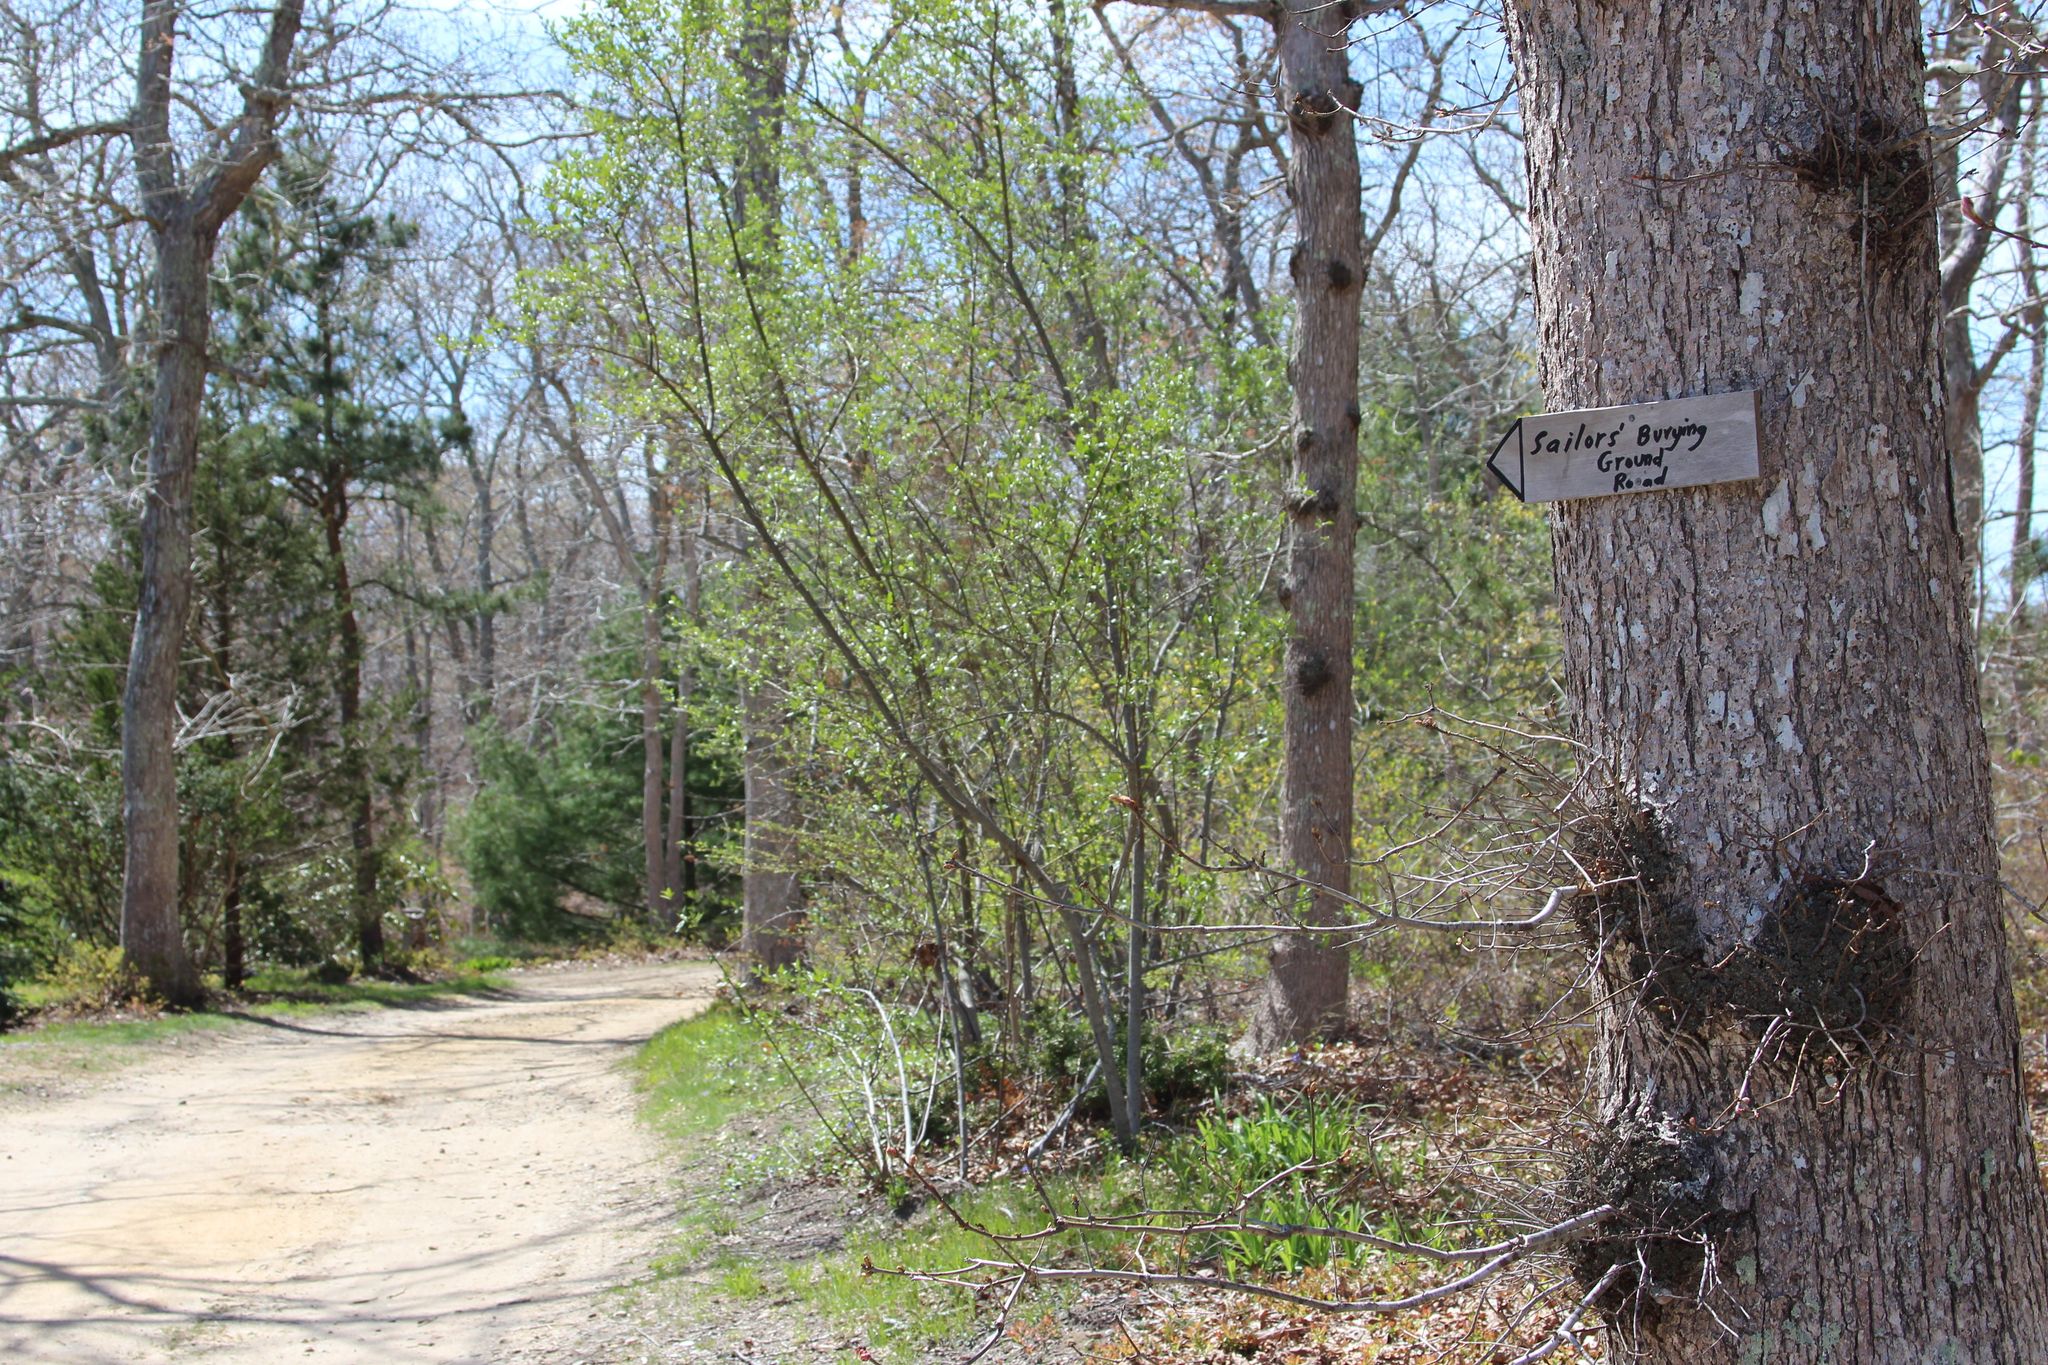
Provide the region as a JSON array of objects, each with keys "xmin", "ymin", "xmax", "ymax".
[
  {"xmin": 741, "ymin": 678, "xmax": 803, "ymax": 969},
  {"xmin": 121, "ymin": 0, "xmax": 305, "ymax": 1006},
  {"xmin": 1505, "ymin": 3, "xmax": 2048, "ymax": 1358},
  {"xmin": 1242, "ymin": 0, "xmax": 1361, "ymax": 1055},
  {"xmin": 735, "ymin": 0, "xmax": 804, "ymax": 972},
  {"xmin": 120, "ymin": 222, "xmax": 209, "ymax": 1008}
]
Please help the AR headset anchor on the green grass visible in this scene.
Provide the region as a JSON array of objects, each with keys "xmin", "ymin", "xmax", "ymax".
[
  {"xmin": 626, "ymin": 1005, "xmax": 1482, "ymax": 1365},
  {"xmin": 0, "ymin": 1009, "xmax": 243, "ymax": 1054},
  {"xmin": 627, "ymin": 1002, "xmax": 1157, "ymax": 1362},
  {"xmin": 235, "ymin": 966, "xmax": 508, "ymax": 1011},
  {"xmin": 805, "ymin": 1179, "xmax": 1126, "ymax": 1359},
  {"xmin": 715, "ymin": 1259, "xmax": 768, "ymax": 1298},
  {"xmin": 631, "ymin": 1000, "xmax": 797, "ymax": 1141}
]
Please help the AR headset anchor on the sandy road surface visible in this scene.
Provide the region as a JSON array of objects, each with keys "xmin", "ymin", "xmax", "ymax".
[{"xmin": 0, "ymin": 960, "xmax": 717, "ymax": 1364}]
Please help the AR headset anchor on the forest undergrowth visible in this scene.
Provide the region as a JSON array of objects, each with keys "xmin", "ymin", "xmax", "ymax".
[
  {"xmin": 628, "ymin": 909, "xmax": 2048, "ymax": 1364},
  {"xmin": 627, "ymin": 962, "xmax": 1589, "ymax": 1364}
]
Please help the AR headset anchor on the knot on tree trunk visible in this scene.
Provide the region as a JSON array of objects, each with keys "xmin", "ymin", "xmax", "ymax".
[
  {"xmin": 1284, "ymin": 479, "xmax": 1340, "ymax": 521},
  {"xmin": 1786, "ymin": 110, "xmax": 1935, "ymax": 265},
  {"xmin": 1286, "ymin": 87, "xmax": 1347, "ymax": 135},
  {"xmin": 1565, "ymin": 1113, "xmax": 1726, "ymax": 1331},
  {"xmin": 1574, "ymin": 808, "xmax": 1913, "ymax": 1059},
  {"xmin": 1291, "ymin": 648, "xmax": 1333, "ymax": 696}
]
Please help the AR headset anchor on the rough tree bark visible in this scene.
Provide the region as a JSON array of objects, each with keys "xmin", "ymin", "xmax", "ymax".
[
  {"xmin": 1242, "ymin": 0, "xmax": 1365, "ymax": 1055},
  {"xmin": 123, "ymin": 0, "xmax": 305, "ymax": 1005},
  {"xmin": 639, "ymin": 442, "xmax": 673, "ymax": 927},
  {"xmin": 735, "ymin": 0, "xmax": 804, "ymax": 972},
  {"xmin": 1504, "ymin": 2, "xmax": 2048, "ymax": 1358},
  {"xmin": 663, "ymin": 491, "xmax": 703, "ymax": 914},
  {"xmin": 320, "ymin": 479, "xmax": 383, "ymax": 972}
]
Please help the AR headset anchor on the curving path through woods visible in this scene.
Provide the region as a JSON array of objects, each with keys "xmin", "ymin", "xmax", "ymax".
[{"xmin": 0, "ymin": 959, "xmax": 717, "ymax": 1363}]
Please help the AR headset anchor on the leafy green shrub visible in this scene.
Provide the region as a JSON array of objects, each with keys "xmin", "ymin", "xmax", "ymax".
[
  {"xmin": 0, "ymin": 897, "xmax": 31, "ymax": 1027},
  {"xmin": 458, "ymin": 720, "xmax": 639, "ymax": 937},
  {"xmin": 376, "ymin": 943, "xmax": 447, "ymax": 981},
  {"xmin": 1027, "ymin": 1002, "xmax": 1230, "ymax": 1114},
  {"xmin": 0, "ymin": 859, "xmax": 60, "ymax": 1027},
  {"xmin": 1148, "ymin": 1024, "xmax": 1232, "ymax": 1110},
  {"xmin": 455, "ymin": 602, "xmax": 744, "ymax": 944},
  {"xmin": 38, "ymin": 941, "xmax": 143, "ymax": 1013},
  {"xmin": 0, "ymin": 762, "xmax": 120, "ymax": 956},
  {"xmin": 1162, "ymin": 1097, "xmax": 1425, "ymax": 1276}
]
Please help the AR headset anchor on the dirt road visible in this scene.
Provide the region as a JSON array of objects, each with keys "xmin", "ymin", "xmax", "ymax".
[{"xmin": 0, "ymin": 960, "xmax": 717, "ymax": 1364}]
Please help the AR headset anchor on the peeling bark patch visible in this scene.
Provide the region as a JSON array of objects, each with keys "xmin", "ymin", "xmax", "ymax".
[
  {"xmin": 1787, "ymin": 114, "xmax": 1934, "ymax": 264},
  {"xmin": 1566, "ymin": 1116, "xmax": 1724, "ymax": 1325}
]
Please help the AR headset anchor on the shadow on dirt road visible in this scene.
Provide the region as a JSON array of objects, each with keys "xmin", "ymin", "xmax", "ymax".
[{"xmin": 0, "ymin": 960, "xmax": 716, "ymax": 1363}]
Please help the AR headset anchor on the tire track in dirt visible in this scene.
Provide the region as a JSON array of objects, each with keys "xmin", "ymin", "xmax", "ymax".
[{"xmin": 0, "ymin": 960, "xmax": 715, "ymax": 1363}]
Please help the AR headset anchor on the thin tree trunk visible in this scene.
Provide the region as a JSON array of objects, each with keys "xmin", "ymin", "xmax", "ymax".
[
  {"xmin": 1243, "ymin": 0, "xmax": 1361, "ymax": 1055},
  {"xmin": 954, "ymin": 823, "xmax": 984, "ymax": 1043},
  {"xmin": 1933, "ymin": 4, "xmax": 2026, "ymax": 602},
  {"xmin": 221, "ymin": 852, "xmax": 245, "ymax": 992},
  {"xmin": 2015, "ymin": 312, "xmax": 2044, "ymax": 618},
  {"xmin": 640, "ymin": 458, "xmax": 673, "ymax": 926},
  {"xmin": 212, "ymin": 507, "xmax": 246, "ymax": 992},
  {"xmin": 741, "ymin": 678, "xmax": 803, "ymax": 968},
  {"xmin": 323, "ymin": 492, "xmax": 382, "ymax": 974},
  {"xmin": 1934, "ymin": 14, "xmax": 1987, "ymax": 589},
  {"xmin": 662, "ymin": 663, "xmax": 690, "ymax": 922},
  {"xmin": 2013, "ymin": 122, "xmax": 2043, "ymax": 621},
  {"xmin": 1505, "ymin": 3, "xmax": 2048, "ymax": 1358},
  {"xmin": 468, "ymin": 446, "xmax": 497, "ymax": 721},
  {"xmin": 640, "ymin": 637, "xmax": 666, "ymax": 926},
  {"xmin": 1124, "ymin": 800, "xmax": 1145, "ymax": 1133},
  {"xmin": 665, "ymin": 496, "xmax": 703, "ymax": 913},
  {"xmin": 120, "ymin": 222, "xmax": 210, "ymax": 1007}
]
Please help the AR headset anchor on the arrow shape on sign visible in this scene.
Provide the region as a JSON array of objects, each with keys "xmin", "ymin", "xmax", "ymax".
[
  {"xmin": 1482, "ymin": 390, "xmax": 1761, "ymax": 504},
  {"xmin": 1486, "ymin": 418, "xmax": 1526, "ymax": 503}
]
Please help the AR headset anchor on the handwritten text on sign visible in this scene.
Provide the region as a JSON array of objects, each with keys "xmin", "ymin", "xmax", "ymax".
[{"xmin": 1485, "ymin": 390, "xmax": 1761, "ymax": 503}]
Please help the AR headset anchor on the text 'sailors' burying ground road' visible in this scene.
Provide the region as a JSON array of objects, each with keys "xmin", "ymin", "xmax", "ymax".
[{"xmin": 1486, "ymin": 389, "xmax": 1761, "ymax": 503}]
